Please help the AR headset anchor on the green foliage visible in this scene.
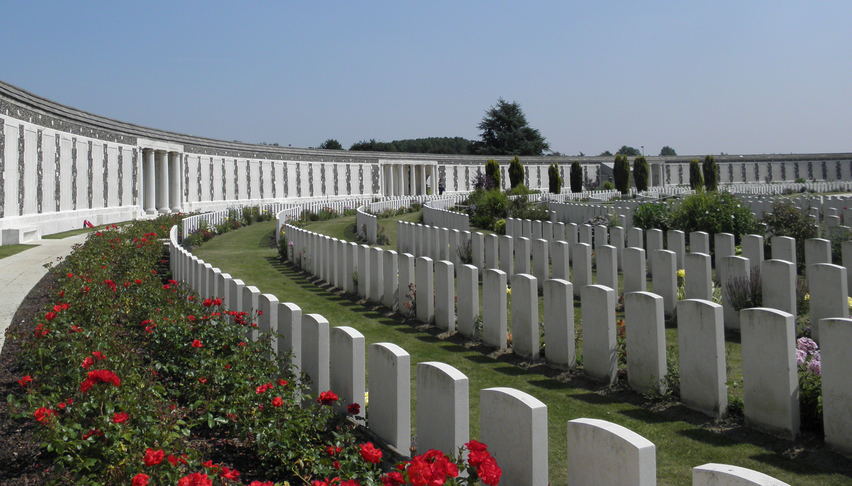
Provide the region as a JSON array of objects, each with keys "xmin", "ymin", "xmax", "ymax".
[
  {"xmin": 505, "ymin": 183, "xmax": 536, "ymax": 197},
  {"xmin": 702, "ymin": 155, "xmax": 718, "ymax": 191},
  {"xmin": 508, "ymin": 156, "xmax": 524, "ymax": 188},
  {"xmin": 633, "ymin": 156, "xmax": 649, "ymax": 192},
  {"xmin": 317, "ymin": 139, "xmax": 343, "ymax": 150},
  {"xmin": 485, "ymin": 159, "xmax": 501, "ymax": 189},
  {"xmin": 493, "ymin": 219, "xmax": 506, "ymax": 235},
  {"xmin": 760, "ymin": 201, "xmax": 818, "ymax": 271},
  {"xmin": 599, "ymin": 150, "xmax": 613, "ymax": 157},
  {"xmin": 509, "ymin": 197, "xmax": 549, "ymax": 221},
  {"xmin": 828, "ymin": 226, "xmax": 852, "ymax": 265},
  {"xmin": 602, "ymin": 181, "xmax": 615, "ymax": 191},
  {"xmin": 660, "ymin": 146, "xmax": 677, "ymax": 156},
  {"xmin": 616, "ymin": 145, "xmax": 641, "ymax": 156},
  {"xmin": 547, "ymin": 163, "xmax": 562, "ymax": 194},
  {"xmin": 613, "ymin": 154, "xmax": 631, "ymax": 195},
  {"xmin": 348, "ymin": 137, "xmax": 474, "ymax": 154},
  {"xmin": 725, "ymin": 267, "xmax": 762, "ymax": 311},
  {"xmin": 668, "ymin": 191, "xmax": 759, "ymax": 246},
  {"xmin": 466, "ymin": 189, "xmax": 509, "ymax": 230},
  {"xmin": 632, "ymin": 203, "xmax": 672, "ymax": 234},
  {"xmin": 689, "ymin": 159, "xmax": 704, "ymax": 190},
  {"xmin": 570, "ymin": 162, "xmax": 583, "ymax": 193},
  {"xmin": 473, "ymin": 98, "xmax": 550, "ymax": 156}
]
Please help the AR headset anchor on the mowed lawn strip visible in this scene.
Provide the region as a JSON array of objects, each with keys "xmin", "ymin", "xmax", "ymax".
[{"xmin": 191, "ymin": 221, "xmax": 850, "ymax": 486}]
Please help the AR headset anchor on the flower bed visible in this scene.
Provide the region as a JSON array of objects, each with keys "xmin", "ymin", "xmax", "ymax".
[{"xmin": 7, "ymin": 215, "xmax": 500, "ymax": 485}]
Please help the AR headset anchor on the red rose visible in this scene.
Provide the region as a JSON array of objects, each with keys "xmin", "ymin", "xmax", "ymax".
[
  {"xmin": 132, "ymin": 473, "xmax": 150, "ymax": 486},
  {"xmin": 381, "ymin": 471, "xmax": 406, "ymax": 486},
  {"xmin": 219, "ymin": 467, "xmax": 240, "ymax": 480},
  {"xmin": 477, "ymin": 455, "xmax": 502, "ymax": 486},
  {"xmin": 144, "ymin": 448, "xmax": 165, "ymax": 466},
  {"xmin": 79, "ymin": 369, "xmax": 120, "ymax": 392},
  {"xmin": 191, "ymin": 339, "xmax": 203, "ymax": 348},
  {"xmin": 203, "ymin": 298, "xmax": 213, "ymax": 307},
  {"xmin": 177, "ymin": 472, "xmax": 212, "ymax": 486},
  {"xmin": 360, "ymin": 442, "xmax": 383, "ymax": 464},
  {"xmin": 318, "ymin": 390, "xmax": 338, "ymax": 405},
  {"xmin": 34, "ymin": 407, "xmax": 56, "ymax": 424},
  {"xmin": 278, "ymin": 379, "xmax": 288, "ymax": 386},
  {"xmin": 347, "ymin": 403, "xmax": 360, "ymax": 415},
  {"xmin": 18, "ymin": 375, "xmax": 33, "ymax": 388},
  {"xmin": 112, "ymin": 412, "xmax": 129, "ymax": 424},
  {"xmin": 271, "ymin": 396, "xmax": 284, "ymax": 407},
  {"xmin": 81, "ymin": 357, "xmax": 95, "ymax": 370},
  {"xmin": 92, "ymin": 351, "xmax": 105, "ymax": 361}
]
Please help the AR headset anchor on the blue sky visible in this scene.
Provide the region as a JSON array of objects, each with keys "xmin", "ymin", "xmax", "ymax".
[{"xmin": 3, "ymin": 1, "xmax": 850, "ymax": 156}]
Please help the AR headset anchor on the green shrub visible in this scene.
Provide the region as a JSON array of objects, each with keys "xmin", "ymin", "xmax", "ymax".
[
  {"xmin": 602, "ymin": 181, "xmax": 614, "ymax": 191},
  {"xmin": 668, "ymin": 191, "xmax": 758, "ymax": 246},
  {"xmin": 633, "ymin": 156, "xmax": 649, "ymax": 192},
  {"xmin": 485, "ymin": 159, "xmax": 501, "ymax": 188},
  {"xmin": 689, "ymin": 159, "xmax": 704, "ymax": 190},
  {"xmin": 702, "ymin": 155, "xmax": 718, "ymax": 191},
  {"xmin": 494, "ymin": 219, "xmax": 506, "ymax": 235},
  {"xmin": 613, "ymin": 154, "xmax": 630, "ymax": 195},
  {"xmin": 760, "ymin": 201, "xmax": 817, "ymax": 271},
  {"xmin": 547, "ymin": 163, "xmax": 562, "ymax": 194},
  {"xmin": 508, "ymin": 156, "xmax": 524, "ymax": 188},
  {"xmin": 570, "ymin": 162, "xmax": 583, "ymax": 193},
  {"xmin": 632, "ymin": 203, "xmax": 672, "ymax": 234},
  {"xmin": 467, "ymin": 188, "xmax": 509, "ymax": 230},
  {"xmin": 828, "ymin": 226, "xmax": 852, "ymax": 265}
]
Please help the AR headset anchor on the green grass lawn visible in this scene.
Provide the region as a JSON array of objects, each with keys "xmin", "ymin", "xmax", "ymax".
[
  {"xmin": 191, "ymin": 221, "xmax": 852, "ymax": 485},
  {"xmin": 0, "ymin": 244, "xmax": 37, "ymax": 259}
]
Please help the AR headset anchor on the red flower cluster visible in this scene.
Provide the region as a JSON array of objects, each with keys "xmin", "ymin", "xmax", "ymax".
[
  {"xmin": 168, "ymin": 454, "xmax": 189, "ymax": 466},
  {"xmin": 34, "ymin": 323, "xmax": 49, "ymax": 338},
  {"xmin": 81, "ymin": 350, "xmax": 106, "ymax": 370},
  {"xmin": 112, "ymin": 412, "xmax": 129, "ymax": 423},
  {"xmin": 79, "ymin": 369, "xmax": 121, "ymax": 393},
  {"xmin": 177, "ymin": 472, "xmax": 212, "ymax": 486},
  {"xmin": 132, "ymin": 473, "xmax": 149, "ymax": 486},
  {"xmin": 82, "ymin": 428, "xmax": 105, "ymax": 441},
  {"xmin": 318, "ymin": 390, "xmax": 339, "ymax": 406},
  {"xmin": 360, "ymin": 442, "xmax": 383, "ymax": 464},
  {"xmin": 191, "ymin": 339, "xmax": 203, "ymax": 348},
  {"xmin": 104, "ymin": 279, "xmax": 117, "ymax": 292},
  {"xmin": 271, "ymin": 396, "xmax": 284, "ymax": 407},
  {"xmin": 256, "ymin": 382, "xmax": 274, "ymax": 394},
  {"xmin": 144, "ymin": 448, "xmax": 165, "ymax": 466},
  {"xmin": 464, "ymin": 441, "xmax": 501, "ymax": 486},
  {"xmin": 348, "ymin": 403, "xmax": 361, "ymax": 415},
  {"xmin": 34, "ymin": 406, "xmax": 57, "ymax": 424},
  {"xmin": 18, "ymin": 375, "xmax": 33, "ymax": 388}
]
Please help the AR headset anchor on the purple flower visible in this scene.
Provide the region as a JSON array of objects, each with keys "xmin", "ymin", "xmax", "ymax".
[
  {"xmin": 797, "ymin": 337, "xmax": 818, "ymax": 354},
  {"xmin": 807, "ymin": 358, "xmax": 821, "ymax": 376},
  {"xmin": 796, "ymin": 349, "xmax": 807, "ymax": 366}
]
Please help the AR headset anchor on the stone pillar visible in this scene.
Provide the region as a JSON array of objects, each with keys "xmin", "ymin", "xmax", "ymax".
[
  {"xmin": 499, "ymin": 235, "xmax": 514, "ymax": 275},
  {"xmin": 169, "ymin": 152, "xmax": 182, "ymax": 212},
  {"xmin": 419, "ymin": 164, "xmax": 427, "ymax": 195},
  {"xmin": 678, "ymin": 300, "xmax": 726, "ymax": 418},
  {"xmin": 480, "ymin": 388, "xmax": 548, "ymax": 486},
  {"xmin": 821, "ymin": 318, "xmax": 852, "ymax": 455},
  {"xmin": 623, "ymin": 247, "xmax": 646, "ymax": 294},
  {"xmin": 533, "ymin": 239, "xmax": 549, "ymax": 290},
  {"xmin": 409, "ymin": 165, "xmax": 416, "ymax": 196},
  {"xmin": 302, "ymin": 314, "xmax": 330, "ymax": 399},
  {"xmin": 156, "ymin": 150, "xmax": 170, "ymax": 213},
  {"xmin": 566, "ymin": 418, "xmax": 656, "ymax": 486},
  {"xmin": 761, "ymin": 260, "xmax": 796, "ymax": 316},
  {"xmin": 808, "ymin": 263, "xmax": 848, "ymax": 342},
  {"xmin": 144, "ymin": 149, "xmax": 156, "ymax": 215},
  {"xmin": 581, "ymin": 285, "xmax": 617, "ymax": 384},
  {"xmin": 596, "ymin": 245, "xmax": 617, "ymax": 292},
  {"xmin": 330, "ymin": 326, "xmax": 366, "ymax": 416},
  {"xmin": 483, "ymin": 269, "xmax": 508, "ymax": 350},
  {"xmin": 399, "ymin": 253, "xmax": 415, "ymax": 316},
  {"xmin": 572, "ymin": 243, "xmax": 592, "ymax": 297},
  {"xmin": 625, "ymin": 292, "xmax": 666, "ymax": 394},
  {"xmin": 545, "ymin": 278, "xmax": 574, "ymax": 369},
  {"xmin": 457, "ymin": 264, "xmax": 480, "ymax": 339},
  {"xmin": 511, "ymin": 274, "xmax": 539, "ymax": 359},
  {"xmin": 740, "ymin": 308, "xmax": 799, "ymax": 439},
  {"xmin": 684, "ymin": 253, "xmax": 712, "ymax": 301},
  {"xmin": 416, "ymin": 362, "xmax": 469, "ymax": 456},
  {"xmin": 369, "ymin": 343, "xmax": 410, "ymax": 452},
  {"xmin": 415, "ymin": 257, "xmax": 434, "ymax": 324},
  {"xmin": 435, "ymin": 260, "xmax": 455, "ymax": 331}
]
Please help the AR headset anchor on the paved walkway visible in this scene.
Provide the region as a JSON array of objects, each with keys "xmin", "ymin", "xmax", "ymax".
[{"xmin": 0, "ymin": 234, "xmax": 88, "ymax": 353}]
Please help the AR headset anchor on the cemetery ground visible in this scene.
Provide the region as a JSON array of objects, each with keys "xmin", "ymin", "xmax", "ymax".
[{"xmin": 189, "ymin": 219, "xmax": 850, "ymax": 484}]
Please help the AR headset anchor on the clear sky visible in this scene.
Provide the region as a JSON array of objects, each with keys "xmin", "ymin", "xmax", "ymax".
[{"xmin": 2, "ymin": 1, "xmax": 850, "ymax": 156}]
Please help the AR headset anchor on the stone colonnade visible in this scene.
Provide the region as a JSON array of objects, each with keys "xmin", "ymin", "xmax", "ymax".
[
  {"xmin": 381, "ymin": 161, "xmax": 438, "ymax": 197},
  {"xmin": 142, "ymin": 148, "xmax": 184, "ymax": 214}
]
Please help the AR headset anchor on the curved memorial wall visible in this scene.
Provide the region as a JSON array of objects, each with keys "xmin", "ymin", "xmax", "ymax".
[{"xmin": 1, "ymin": 78, "xmax": 850, "ymax": 245}]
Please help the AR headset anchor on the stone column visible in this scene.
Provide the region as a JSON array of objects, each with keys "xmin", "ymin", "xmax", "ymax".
[
  {"xmin": 144, "ymin": 149, "xmax": 156, "ymax": 215},
  {"xmin": 409, "ymin": 165, "xmax": 417, "ymax": 196},
  {"xmin": 155, "ymin": 150, "xmax": 170, "ymax": 213},
  {"xmin": 169, "ymin": 152, "xmax": 182, "ymax": 212},
  {"xmin": 419, "ymin": 164, "xmax": 427, "ymax": 195}
]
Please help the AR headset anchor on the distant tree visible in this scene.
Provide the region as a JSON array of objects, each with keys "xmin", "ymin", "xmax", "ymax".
[
  {"xmin": 570, "ymin": 162, "xmax": 583, "ymax": 193},
  {"xmin": 508, "ymin": 156, "xmax": 524, "ymax": 188},
  {"xmin": 702, "ymin": 155, "xmax": 718, "ymax": 191},
  {"xmin": 348, "ymin": 137, "xmax": 475, "ymax": 154},
  {"xmin": 485, "ymin": 159, "xmax": 501, "ymax": 189},
  {"xmin": 633, "ymin": 156, "xmax": 649, "ymax": 192},
  {"xmin": 616, "ymin": 145, "xmax": 642, "ymax": 156},
  {"xmin": 548, "ymin": 163, "xmax": 563, "ymax": 194},
  {"xmin": 689, "ymin": 159, "xmax": 704, "ymax": 190},
  {"xmin": 613, "ymin": 154, "xmax": 630, "ymax": 195},
  {"xmin": 318, "ymin": 139, "xmax": 343, "ymax": 150},
  {"xmin": 660, "ymin": 146, "xmax": 677, "ymax": 156},
  {"xmin": 472, "ymin": 98, "xmax": 550, "ymax": 156},
  {"xmin": 599, "ymin": 150, "xmax": 613, "ymax": 157}
]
